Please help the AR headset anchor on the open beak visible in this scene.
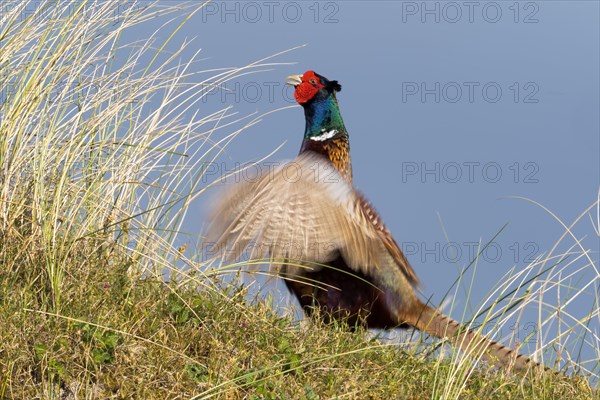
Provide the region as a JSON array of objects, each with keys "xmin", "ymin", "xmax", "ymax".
[{"xmin": 286, "ymin": 74, "xmax": 302, "ymax": 87}]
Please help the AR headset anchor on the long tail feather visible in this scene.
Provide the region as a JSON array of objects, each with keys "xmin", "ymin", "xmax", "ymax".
[{"xmin": 404, "ymin": 302, "xmax": 546, "ymax": 373}]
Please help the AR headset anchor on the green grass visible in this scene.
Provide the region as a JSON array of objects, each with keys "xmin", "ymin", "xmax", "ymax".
[
  {"xmin": 0, "ymin": 256, "xmax": 594, "ymax": 399},
  {"xmin": 0, "ymin": 1, "xmax": 597, "ymax": 398}
]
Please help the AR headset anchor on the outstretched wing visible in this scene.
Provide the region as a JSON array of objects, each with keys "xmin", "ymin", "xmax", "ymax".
[{"xmin": 207, "ymin": 151, "xmax": 419, "ymax": 291}]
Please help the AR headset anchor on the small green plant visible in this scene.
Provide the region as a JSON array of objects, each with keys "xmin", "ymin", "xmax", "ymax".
[
  {"xmin": 276, "ymin": 337, "xmax": 304, "ymax": 375},
  {"xmin": 185, "ymin": 363, "xmax": 209, "ymax": 383},
  {"xmin": 77, "ymin": 323, "xmax": 121, "ymax": 365},
  {"xmin": 33, "ymin": 342, "xmax": 66, "ymax": 383}
]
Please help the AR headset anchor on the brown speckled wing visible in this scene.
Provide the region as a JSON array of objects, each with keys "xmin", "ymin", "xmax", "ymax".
[{"xmin": 208, "ymin": 151, "xmax": 419, "ymax": 296}]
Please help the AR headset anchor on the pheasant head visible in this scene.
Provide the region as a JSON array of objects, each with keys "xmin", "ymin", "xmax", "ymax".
[{"xmin": 287, "ymin": 70, "xmax": 352, "ymax": 181}]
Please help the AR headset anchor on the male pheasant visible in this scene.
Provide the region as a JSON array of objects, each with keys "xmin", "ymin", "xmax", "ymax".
[{"xmin": 209, "ymin": 70, "xmax": 544, "ymax": 373}]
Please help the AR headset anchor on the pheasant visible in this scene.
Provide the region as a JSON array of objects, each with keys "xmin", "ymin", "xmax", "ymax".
[{"xmin": 208, "ymin": 70, "xmax": 544, "ymax": 374}]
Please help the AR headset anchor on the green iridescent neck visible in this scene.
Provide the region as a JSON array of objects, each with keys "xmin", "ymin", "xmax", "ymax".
[{"xmin": 303, "ymin": 95, "xmax": 346, "ymax": 140}]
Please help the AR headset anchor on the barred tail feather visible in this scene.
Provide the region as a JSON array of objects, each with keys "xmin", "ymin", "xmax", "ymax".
[{"xmin": 405, "ymin": 302, "xmax": 545, "ymax": 373}]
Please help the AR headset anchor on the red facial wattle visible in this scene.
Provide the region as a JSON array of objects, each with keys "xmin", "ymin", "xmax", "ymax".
[{"xmin": 294, "ymin": 70, "xmax": 324, "ymax": 104}]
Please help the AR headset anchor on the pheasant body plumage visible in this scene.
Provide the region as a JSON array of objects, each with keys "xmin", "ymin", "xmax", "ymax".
[{"xmin": 209, "ymin": 70, "xmax": 545, "ymax": 374}]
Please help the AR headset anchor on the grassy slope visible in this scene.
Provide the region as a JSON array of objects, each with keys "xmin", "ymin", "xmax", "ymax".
[{"xmin": 0, "ymin": 250, "xmax": 593, "ymax": 399}]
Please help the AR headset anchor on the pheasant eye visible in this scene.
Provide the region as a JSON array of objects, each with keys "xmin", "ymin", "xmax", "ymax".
[{"xmin": 309, "ymin": 78, "xmax": 317, "ymax": 85}]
